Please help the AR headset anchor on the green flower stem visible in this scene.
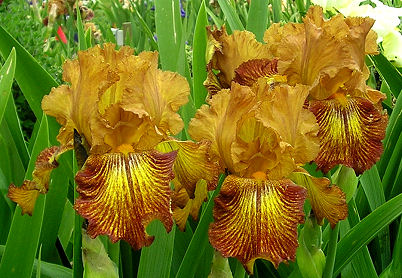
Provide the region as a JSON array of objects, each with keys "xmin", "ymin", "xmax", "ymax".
[
  {"xmin": 73, "ymin": 154, "xmax": 84, "ymax": 278},
  {"xmin": 322, "ymin": 223, "xmax": 340, "ymax": 278}
]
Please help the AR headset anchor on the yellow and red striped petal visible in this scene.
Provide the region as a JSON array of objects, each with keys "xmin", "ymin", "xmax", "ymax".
[
  {"xmin": 155, "ymin": 140, "xmax": 220, "ymax": 196},
  {"xmin": 74, "ymin": 150, "xmax": 176, "ymax": 249},
  {"xmin": 209, "ymin": 175, "xmax": 306, "ymax": 273},
  {"xmin": 289, "ymin": 169, "xmax": 347, "ymax": 228},
  {"xmin": 309, "ymin": 96, "xmax": 387, "ymax": 174},
  {"xmin": 172, "ymin": 180, "xmax": 208, "ymax": 231},
  {"xmin": 8, "ymin": 146, "xmax": 66, "ymax": 215}
]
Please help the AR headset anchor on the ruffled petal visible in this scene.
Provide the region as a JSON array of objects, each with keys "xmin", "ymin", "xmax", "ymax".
[
  {"xmin": 263, "ymin": 6, "xmax": 376, "ymax": 100},
  {"xmin": 8, "ymin": 146, "xmax": 66, "ymax": 215},
  {"xmin": 231, "ymin": 116, "xmax": 296, "ymax": 179},
  {"xmin": 289, "ymin": 169, "xmax": 347, "ymax": 228},
  {"xmin": 204, "ymin": 69, "xmax": 223, "ymax": 97},
  {"xmin": 233, "ymin": 59, "xmax": 280, "ymax": 87},
  {"xmin": 189, "ymin": 84, "xmax": 259, "ymax": 173},
  {"xmin": 309, "ymin": 96, "xmax": 388, "ymax": 174},
  {"xmin": 119, "ymin": 55, "xmax": 190, "ymax": 137},
  {"xmin": 209, "ymin": 175, "xmax": 306, "ymax": 273},
  {"xmin": 74, "ymin": 150, "xmax": 176, "ymax": 249},
  {"xmin": 43, "ymin": 44, "xmax": 189, "ymax": 153},
  {"xmin": 205, "ymin": 26, "xmax": 272, "ymax": 93},
  {"xmin": 7, "ymin": 181, "xmax": 40, "ymax": 216},
  {"xmin": 172, "ymin": 180, "xmax": 208, "ymax": 231},
  {"xmin": 155, "ymin": 140, "xmax": 220, "ymax": 196},
  {"xmin": 256, "ymin": 84, "xmax": 320, "ymax": 165}
]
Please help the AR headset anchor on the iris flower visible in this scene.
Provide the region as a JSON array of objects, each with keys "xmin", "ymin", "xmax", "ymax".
[
  {"xmin": 8, "ymin": 44, "xmax": 218, "ymax": 248},
  {"xmin": 189, "ymin": 81, "xmax": 347, "ymax": 273},
  {"xmin": 205, "ymin": 6, "xmax": 387, "ymax": 175}
]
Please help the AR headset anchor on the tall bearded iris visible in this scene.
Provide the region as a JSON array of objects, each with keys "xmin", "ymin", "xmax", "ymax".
[
  {"xmin": 205, "ymin": 6, "xmax": 388, "ymax": 175},
  {"xmin": 8, "ymin": 44, "xmax": 218, "ymax": 248},
  {"xmin": 189, "ymin": 81, "xmax": 347, "ymax": 273}
]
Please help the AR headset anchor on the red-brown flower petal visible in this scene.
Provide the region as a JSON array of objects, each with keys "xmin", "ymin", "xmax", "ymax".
[
  {"xmin": 74, "ymin": 150, "xmax": 176, "ymax": 249},
  {"xmin": 310, "ymin": 96, "xmax": 388, "ymax": 174},
  {"xmin": 289, "ymin": 169, "xmax": 347, "ymax": 228},
  {"xmin": 233, "ymin": 59, "xmax": 279, "ymax": 87},
  {"xmin": 209, "ymin": 175, "xmax": 306, "ymax": 273}
]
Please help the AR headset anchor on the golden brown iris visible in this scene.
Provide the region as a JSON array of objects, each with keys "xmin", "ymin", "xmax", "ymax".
[
  {"xmin": 8, "ymin": 44, "xmax": 218, "ymax": 249},
  {"xmin": 205, "ymin": 6, "xmax": 387, "ymax": 175},
  {"xmin": 189, "ymin": 81, "xmax": 347, "ymax": 273}
]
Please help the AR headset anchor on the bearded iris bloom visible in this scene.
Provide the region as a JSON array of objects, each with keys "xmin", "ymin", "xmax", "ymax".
[
  {"xmin": 189, "ymin": 81, "xmax": 348, "ymax": 273},
  {"xmin": 205, "ymin": 6, "xmax": 388, "ymax": 175},
  {"xmin": 189, "ymin": 5, "xmax": 393, "ymax": 273},
  {"xmin": 8, "ymin": 43, "xmax": 218, "ymax": 248}
]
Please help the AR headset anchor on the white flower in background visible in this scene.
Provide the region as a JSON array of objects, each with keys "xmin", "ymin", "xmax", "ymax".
[
  {"xmin": 311, "ymin": 0, "xmax": 402, "ymax": 67},
  {"xmin": 382, "ymin": 30, "xmax": 402, "ymax": 67}
]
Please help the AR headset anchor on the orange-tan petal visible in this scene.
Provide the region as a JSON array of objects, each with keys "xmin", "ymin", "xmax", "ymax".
[
  {"xmin": 233, "ymin": 59, "xmax": 279, "ymax": 87},
  {"xmin": 172, "ymin": 180, "xmax": 208, "ymax": 231},
  {"xmin": 309, "ymin": 96, "xmax": 388, "ymax": 174},
  {"xmin": 155, "ymin": 140, "xmax": 220, "ymax": 196},
  {"xmin": 189, "ymin": 84, "xmax": 259, "ymax": 173},
  {"xmin": 256, "ymin": 84, "xmax": 320, "ymax": 165},
  {"xmin": 74, "ymin": 150, "xmax": 176, "ymax": 249},
  {"xmin": 8, "ymin": 181, "xmax": 40, "ymax": 216},
  {"xmin": 231, "ymin": 116, "xmax": 296, "ymax": 179},
  {"xmin": 205, "ymin": 27, "xmax": 272, "ymax": 93},
  {"xmin": 263, "ymin": 6, "xmax": 376, "ymax": 100},
  {"xmin": 209, "ymin": 175, "xmax": 306, "ymax": 273},
  {"xmin": 7, "ymin": 146, "xmax": 67, "ymax": 215},
  {"xmin": 289, "ymin": 169, "xmax": 348, "ymax": 228}
]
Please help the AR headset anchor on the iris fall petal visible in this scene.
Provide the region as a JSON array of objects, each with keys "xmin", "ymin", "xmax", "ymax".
[
  {"xmin": 310, "ymin": 96, "xmax": 387, "ymax": 174},
  {"xmin": 209, "ymin": 175, "xmax": 306, "ymax": 273},
  {"xmin": 74, "ymin": 150, "xmax": 176, "ymax": 249}
]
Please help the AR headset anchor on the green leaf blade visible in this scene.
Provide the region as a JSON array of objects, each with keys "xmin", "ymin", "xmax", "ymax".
[
  {"xmin": 334, "ymin": 193, "xmax": 402, "ymax": 276},
  {"xmin": 0, "ymin": 115, "xmax": 49, "ymax": 278}
]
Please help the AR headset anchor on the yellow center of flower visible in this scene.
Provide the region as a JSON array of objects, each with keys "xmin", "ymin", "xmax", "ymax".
[
  {"xmin": 251, "ymin": 171, "xmax": 267, "ymax": 181},
  {"xmin": 114, "ymin": 144, "xmax": 135, "ymax": 155},
  {"xmin": 265, "ymin": 74, "xmax": 287, "ymax": 85},
  {"xmin": 330, "ymin": 92, "xmax": 348, "ymax": 107}
]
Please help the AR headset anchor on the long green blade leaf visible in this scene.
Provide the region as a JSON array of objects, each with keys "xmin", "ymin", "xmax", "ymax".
[
  {"xmin": 246, "ymin": 0, "xmax": 268, "ymax": 42},
  {"xmin": 0, "ymin": 115, "xmax": 49, "ymax": 278},
  {"xmin": 217, "ymin": 0, "xmax": 245, "ymax": 31},
  {"xmin": 334, "ymin": 193, "xmax": 402, "ymax": 276},
  {"xmin": 175, "ymin": 174, "xmax": 225, "ymax": 278},
  {"xmin": 192, "ymin": 0, "xmax": 208, "ymax": 109},
  {"xmin": 360, "ymin": 166, "xmax": 390, "ymax": 269},
  {"xmin": 0, "ymin": 245, "xmax": 72, "ymax": 278},
  {"xmin": 369, "ymin": 54, "xmax": 402, "ymax": 98},
  {"xmin": 0, "ymin": 48, "xmax": 16, "ymax": 124},
  {"xmin": 76, "ymin": 4, "xmax": 88, "ymax": 51},
  {"xmin": 379, "ymin": 89, "xmax": 402, "ymax": 178}
]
